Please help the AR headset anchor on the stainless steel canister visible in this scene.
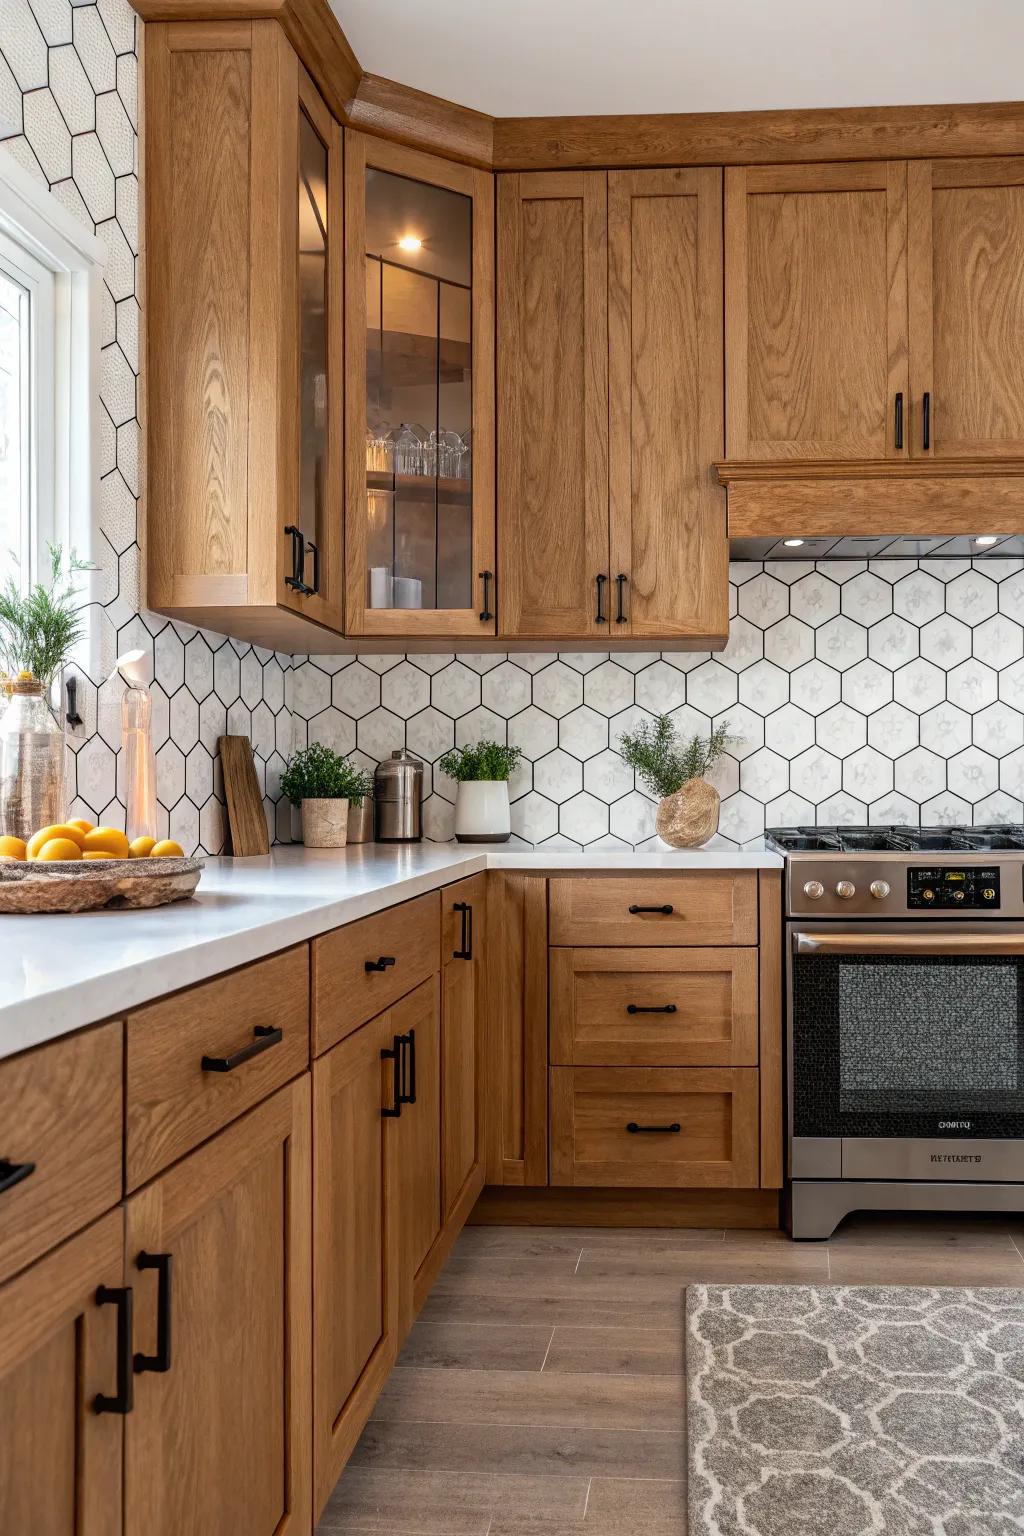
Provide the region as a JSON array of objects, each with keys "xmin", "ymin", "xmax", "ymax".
[{"xmin": 373, "ymin": 749, "xmax": 423, "ymax": 842}]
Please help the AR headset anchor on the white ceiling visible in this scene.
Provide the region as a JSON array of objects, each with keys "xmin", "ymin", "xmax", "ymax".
[{"xmin": 335, "ymin": 0, "xmax": 1024, "ymax": 118}]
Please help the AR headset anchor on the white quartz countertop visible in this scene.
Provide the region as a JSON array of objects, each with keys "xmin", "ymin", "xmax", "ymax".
[{"xmin": 1, "ymin": 843, "xmax": 781, "ymax": 1060}]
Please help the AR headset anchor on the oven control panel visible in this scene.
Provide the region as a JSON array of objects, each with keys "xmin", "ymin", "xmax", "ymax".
[{"xmin": 907, "ymin": 867, "xmax": 1000, "ymax": 909}]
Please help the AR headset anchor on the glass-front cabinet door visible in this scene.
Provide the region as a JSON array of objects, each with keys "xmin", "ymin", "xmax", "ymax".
[
  {"xmin": 345, "ymin": 132, "xmax": 495, "ymax": 637},
  {"xmin": 280, "ymin": 68, "xmax": 343, "ymax": 631}
]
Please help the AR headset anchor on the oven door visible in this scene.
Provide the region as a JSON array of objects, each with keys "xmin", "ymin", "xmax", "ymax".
[{"xmin": 789, "ymin": 923, "xmax": 1024, "ymax": 1181}]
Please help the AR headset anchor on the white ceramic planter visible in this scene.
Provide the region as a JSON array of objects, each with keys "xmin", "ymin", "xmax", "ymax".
[
  {"xmin": 454, "ymin": 780, "xmax": 511, "ymax": 843},
  {"xmin": 301, "ymin": 797, "xmax": 349, "ymax": 849}
]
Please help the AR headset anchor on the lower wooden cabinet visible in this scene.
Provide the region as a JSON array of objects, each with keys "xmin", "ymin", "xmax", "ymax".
[
  {"xmin": 441, "ymin": 874, "xmax": 487, "ymax": 1226},
  {"xmin": 124, "ymin": 1078, "xmax": 311, "ymax": 1536},
  {"xmin": 550, "ymin": 1066, "xmax": 760, "ymax": 1188},
  {"xmin": 393, "ymin": 978, "xmax": 442, "ymax": 1331},
  {"xmin": 0, "ymin": 1209, "xmax": 125, "ymax": 1536}
]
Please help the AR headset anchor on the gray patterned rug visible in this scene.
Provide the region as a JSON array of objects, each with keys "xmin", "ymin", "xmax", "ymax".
[{"xmin": 687, "ymin": 1284, "xmax": 1024, "ymax": 1535}]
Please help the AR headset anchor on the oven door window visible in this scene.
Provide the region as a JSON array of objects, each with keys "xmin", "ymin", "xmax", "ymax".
[{"xmin": 792, "ymin": 953, "xmax": 1024, "ymax": 1138}]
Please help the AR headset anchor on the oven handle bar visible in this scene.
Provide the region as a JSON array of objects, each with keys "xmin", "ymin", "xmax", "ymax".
[{"xmin": 794, "ymin": 931, "xmax": 1024, "ymax": 956}]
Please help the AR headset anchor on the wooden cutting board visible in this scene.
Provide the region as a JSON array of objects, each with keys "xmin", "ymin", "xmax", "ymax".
[{"xmin": 218, "ymin": 735, "xmax": 271, "ymax": 856}]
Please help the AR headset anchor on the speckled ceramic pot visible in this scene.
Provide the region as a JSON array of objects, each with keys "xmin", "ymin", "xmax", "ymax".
[{"xmin": 656, "ymin": 778, "xmax": 720, "ymax": 848}]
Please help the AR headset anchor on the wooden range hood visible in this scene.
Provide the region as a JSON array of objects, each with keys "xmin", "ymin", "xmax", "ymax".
[{"xmin": 718, "ymin": 458, "xmax": 1024, "ymax": 561}]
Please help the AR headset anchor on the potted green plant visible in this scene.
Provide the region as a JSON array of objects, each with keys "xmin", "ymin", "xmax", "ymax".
[
  {"xmin": 618, "ymin": 714, "xmax": 732, "ymax": 848},
  {"xmin": 280, "ymin": 744, "xmax": 373, "ymax": 849},
  {"xmin": 438, "ymin": 740, "xmax": 523, "ymax": 844},
  {"xmin": 0, "ymin": 546, "xmax": 94, "ymax": 841}
]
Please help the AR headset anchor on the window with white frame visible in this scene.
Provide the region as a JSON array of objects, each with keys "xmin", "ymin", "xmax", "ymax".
[{"xmin": 0, "ymin": 147, "xmax": 105, "ymax": 646}]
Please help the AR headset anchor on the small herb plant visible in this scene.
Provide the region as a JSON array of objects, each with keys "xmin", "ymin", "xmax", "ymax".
[
  {"xmin": 438, "ymin": 740, "xmax": 523, "ymax": 783},
  {"xmin": 618, "ymin": 714, "xmax": 732, "ymax": 800},
  {"xmin": 0, "ymin": 545, "xmax": 95, "ymax": 689},
  {"xmin": 280, "ymin": 744, "xmax": 373, "ymax": 806}
]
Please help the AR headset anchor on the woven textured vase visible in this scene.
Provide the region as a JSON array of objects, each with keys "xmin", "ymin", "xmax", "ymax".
[{"xmin": 655, "ymin": 777, "xmax": 720, "ymax": 848}]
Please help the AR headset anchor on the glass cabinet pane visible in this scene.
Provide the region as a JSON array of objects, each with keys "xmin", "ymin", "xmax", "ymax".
[
  {"xmin": 298, "ymin": 108, "xmax": 328, "ymax": 560},
  {"xmin": 364, "ymin": 167, "xmax": 473, "ymax": 612}
]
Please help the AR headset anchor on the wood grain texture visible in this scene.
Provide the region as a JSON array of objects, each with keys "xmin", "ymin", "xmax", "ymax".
[
  {"xmin": 313, "ymin": 1012, "xmax": 398, "ymax": 1515},
  {"xmin": 441, "ymin": 874, "xmax": 487, "ymax": 1223},
  {"xmin": 550, "ymin": 1067, "xmax": 760, "ymax": 1189},
  {"xmin": 0, "ymin": 1022, "xmax": 121, "ymax": 1287},
  {"xmin": 608, "ymin": 168, "xmax": 726, "ymax": 641},
  {"xmin": 348, "ymin": 72, "xmax": 493, "ymax": 168},
  {"xmin": 484, "ymin": 874, "xmax": 549, "ymax": 1187},
  {"xmin": 910, "ymin": 156, "xmax": 1024, "ymax": 458},
  {"xmin": 497, "ymin": 172, "xmax": 609, "ymax": 640},
  {"xmin": 758, "ymin": 870, "xmax": 783, "ymax": 1190},
  {"xmin": 125, "ymin": 1077, "xmax": 312, "ymax": 1536},
  {"xmin": 469, "ymin": 1185, "xmax": 779, "ymax": 1228},
  {"xmin": 549, "ymin": 946, "xmax": 758, "ymax": 1068},
  {"xmin": 344, "ymin": 133, "xmax": 496, "ymax": 639},
  {"xmin": 548, "ymin": 874, "xmax": 758, "ymax": 948},
  {"xmin": 726, "ymin": 160, "xmax": 909, "ymax": 461},
  {"xmin": 126, "ymin": 946, "xmax": 310, "ymax": 1190},
  {"xmin": 725, "ymin": 473, "xmax": 1024, "ymax": 535},
  {"xmin": 0, "ymin": 1210, "xmax": 124, "ymax": 1536},
  {"xmin": 393, "ymin": 978, "xmax": 443, "ymax": 1336},
  {"xmin": 311, "ymin": 890, "xmax": 440, "ymax": 1056},
  {"xmin": 218, "ymin": 733, "xmax": 271, "ymax": 855}
]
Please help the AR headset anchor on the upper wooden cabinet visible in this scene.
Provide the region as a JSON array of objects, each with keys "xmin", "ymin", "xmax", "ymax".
[
  {"xmin": 147, "ymin": 21, "xmax": 344, "ymax": 650},
  {"xmin": 725, "ymin": 161, "xmax": 909, "ymax": 462},
  {"xmin": 345, "ymin": 132, "xmax": 495, "ymax": 639},
  {"xmin": 498, "ymin": 170, "xmax": 727, "ymax": 645},
  {"xmin": 908, "ymin": 157, "xmax": 1024, "ymax": 458}
]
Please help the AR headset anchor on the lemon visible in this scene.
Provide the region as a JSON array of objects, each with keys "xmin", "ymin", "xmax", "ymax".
[
  {"xmin": 82, "ymin": 827, "xmax": 131, "ymax": 858},
  {"xmin": 37, "ymin": 838, "xmax": 83, "ymax": 861},
  {"xmin": 83, "ymin": 850, "xmax": 116, "ymax": 860},
  {"xmin": 150, "ymin": 839, "xmax": 185, "ymax": 858},
  {"xmin": 129, "ymin": 836, "xmax": 157, "ymax": 858},
  {"xmin": 67, "ymin": 818, "xmax": 94, "ymax": 835},
  {"xmin": 0, "ymin": 836, "xmax": 27, "ymax": 861},
  {"xmin": 27, "ymin": 823, "xmax": 87, "ymax": 858}
]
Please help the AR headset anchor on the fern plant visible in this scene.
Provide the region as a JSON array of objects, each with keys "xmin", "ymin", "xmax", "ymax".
[
  {"xmin": 618, "ymin": 714, "xmax": 732, "ymax": 800},
  {"xmin": 438, "ymin": 740, "xmax": 523, "ymax": 782},
  {"xmin": 0, "ymin": 545, "xmax": 95, "ymax": 688}
]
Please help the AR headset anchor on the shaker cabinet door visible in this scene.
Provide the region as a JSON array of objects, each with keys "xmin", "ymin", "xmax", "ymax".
[{"xmin": 725, "ymin": 160, "xmax": 909, "ymax": 461}]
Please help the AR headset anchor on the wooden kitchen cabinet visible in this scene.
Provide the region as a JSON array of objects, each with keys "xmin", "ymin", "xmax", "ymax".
[
  {"xmin": 125, "ymin": 1078, "xmax": 312, "ymax": 1536},
  {"xmin": 725, "ymin": 161, "xmax": 909, "ymax": 461},
  {"xmin": 0, "ymin": 1210, "xmax": 125, "ymax": 1536},
  {"xmin": 146, "ymin": 20, "xmax": 344, "ymax": 651},
  {"xmin": 392, "ymin": 977, "xmax": 442, "ymax": 1332},
  {"xmin": 608, "ymin": 169, "xmax": 727, "ymax": 642},
  {"xmin": 440, "ymin": 875, "xmax": 487, "ymax": 1228},
  {"xmin": 345, "ymin": 132, "xmax": 495, "ymax": 639},
  {"xmin": 908, "ymin": 157, "xmax": 1024, "ymax": 458}
]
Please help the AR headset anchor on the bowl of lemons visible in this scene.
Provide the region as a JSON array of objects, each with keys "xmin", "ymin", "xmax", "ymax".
[{"xmin": 0, "ymin": 821, "xmax": 203, "ymax": 913}]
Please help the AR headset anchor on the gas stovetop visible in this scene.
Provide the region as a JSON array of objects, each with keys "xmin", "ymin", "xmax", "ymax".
[{"xmin": 767, "ymin": 825, "xmax": 1024, "ymax": 918}]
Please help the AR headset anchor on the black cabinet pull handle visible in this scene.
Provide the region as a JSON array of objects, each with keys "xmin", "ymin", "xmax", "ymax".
[
  {"xmin": 0, "ymin": 1159, "xmax": 34, "ymax": 1196},
  {"xmin": 134, "ymin": 1252, "xmax": 172, "ymax": 1375},
  {"xmin": 595, "ymin": 573, "xmax": 607, "ymax": 623},
  {"xmin": 615, "ymin": 573, "xmax": 628, "ymax": 623},
  {"xmin": 626, "ymin": 1122, "xmax": 681, "ymax": 1135},
  {"xmin": 478, "ymin": 570, "xmax": 493, "ymax": 622},
  {"xmin": 894, "ymin": 392, "xmax": 904, "ymax": 450},
  {"xmin": 94, "ymin": 1285, "xmax": 134, "ymax": 1415},
  {"xmin": 922, "ymin": 391, "xmax": 931, "ymax": 451},
  {"xmin": 201, "ymin": 1024, "xmax": 282, "ymax": 1073},
  {"xmin": 306, "ymin": 538, "xmax": 320, "ymax": 595},
  {"xmin": 381, "ymin": 1035, "xmax": 402, "ymax": 1118},
  {"xmin": 453, "ymin": 901, "xmax": 473, "ymax": 960},
  {"xmin": 402, "ymin": 1028, "xmax": 417, "ymax": 1106},
  {"xmin": 365, "ymin": 955, "xmax": 396, "ymax": 973},
  {"xmin": 284, "ymin": 524, "xmax": 308, "ymax": 592},
  {"xmin": 626, "ymin": 1003, "xmax": 678, "ymax": 1015},
  {"xmin": 628, "ymin": 904, "xmax": 674, "ymax": 915}
]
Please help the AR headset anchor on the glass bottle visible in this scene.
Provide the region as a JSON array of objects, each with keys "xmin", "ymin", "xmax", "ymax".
[
  {"xmin": 122, "ymin": 680, "xmax": 157, "ymax": 843},
  {"xmin": 0, "ymin": 677, "xmax": 66, "ymax": 841}
]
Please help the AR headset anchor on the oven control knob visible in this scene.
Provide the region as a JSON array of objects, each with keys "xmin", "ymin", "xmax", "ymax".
[
  {"xmin": 802, "ymin": 880, "xmax": 825, "ymax": 900},
  {"xmin": 835, "ymin": 880, "xmax": 857, "ymax": 900},
  {"xmin": 869, "ymin": 880, "xmax": 891, "ymax": 900}
]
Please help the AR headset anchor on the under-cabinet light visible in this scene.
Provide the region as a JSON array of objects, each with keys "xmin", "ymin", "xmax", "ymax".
[
  {"xmin": 398, "ymin": 235, "xmax": 423, "ymax": 253},
  {"xmin": 975, "ymin": 536, "xmax": 999, "ymax": 547},
  {"xmin": 782, "ymin": 538, "xmax": 805, "ymax": 548}
]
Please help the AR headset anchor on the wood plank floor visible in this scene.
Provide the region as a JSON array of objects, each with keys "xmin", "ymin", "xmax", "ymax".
[{"xmin": 316, "ymin": 1214, "xmax": 1024, "ymax": 1535}]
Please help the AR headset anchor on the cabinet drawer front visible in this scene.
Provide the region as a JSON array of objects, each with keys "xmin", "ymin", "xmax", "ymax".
[
  {"xmin": 126, "ymin": 947, "xmax": 310, "ymax": 1191},
  {"xmin": 0, "ymin": 1022, "xmax": 122, "ymax": 1286},
  {"xmin": 550, "ymin": 1067, "xmax": 759, "ymax": 1188},
  {"xmin": 549, "ymin": 874, "xmax": 758, "ymax": 946},
  {"xmin": 313, "ymin": 891, "xmax": 440, "ymax": 1055},
  {"xmin": 550, "ymin": 948, "xmax": 758, "ymax": 1067}
]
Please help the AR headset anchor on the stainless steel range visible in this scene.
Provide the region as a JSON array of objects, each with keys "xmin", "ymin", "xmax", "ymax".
[{"xmin": 767, "ymin": 824, "xmax": 1024, "ymax": 1239}]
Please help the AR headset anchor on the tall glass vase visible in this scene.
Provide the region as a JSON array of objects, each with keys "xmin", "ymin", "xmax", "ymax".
[{"xmin": 0, "ymin": 679, "xmax": 66, "ymax": 841}]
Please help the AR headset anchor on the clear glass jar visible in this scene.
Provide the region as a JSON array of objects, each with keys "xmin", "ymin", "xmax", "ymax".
[
  {"xmin": 122, "ymin": 682, "xmax": 157, "ymax": 842},
  {"xmin": 0, "ymin": 679, "xmax": 66, "ymax": 841}
]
